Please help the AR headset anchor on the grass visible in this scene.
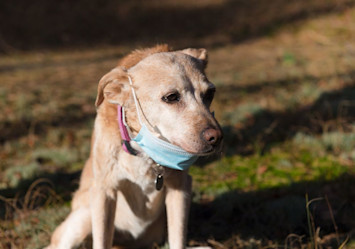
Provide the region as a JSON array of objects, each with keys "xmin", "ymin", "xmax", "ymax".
[
  {"xmin": 191, "ymin": 126, "xmax": 355, "ymax": 199},
  {"xmin": 1, "ymin": 1, "xmax": 355, "ymax": 248}
]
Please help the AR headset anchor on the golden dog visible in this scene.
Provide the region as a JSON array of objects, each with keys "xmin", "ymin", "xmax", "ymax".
[{"xmin": 46, "ymin": 45, "xmax": 223, "ymax": 249}]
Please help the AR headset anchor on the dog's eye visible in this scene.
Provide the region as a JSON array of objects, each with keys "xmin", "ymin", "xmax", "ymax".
[
  {"xmin": 162, "ymin": 92, "xmax": 180, "ymax": 103},
  {"xmin": 203, "ymin": 88, "xmax": 215, "ymax": 105}
]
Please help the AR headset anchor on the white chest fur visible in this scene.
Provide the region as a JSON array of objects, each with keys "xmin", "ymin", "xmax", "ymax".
[{"xmin": 114, "ymin": 152, "xmax": 166, "ymax": 239}]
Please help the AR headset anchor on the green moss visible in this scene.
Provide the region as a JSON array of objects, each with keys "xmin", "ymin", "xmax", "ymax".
[{"xmin": 191, "ymin": 138, "xmax": 352, "ymax": 198}]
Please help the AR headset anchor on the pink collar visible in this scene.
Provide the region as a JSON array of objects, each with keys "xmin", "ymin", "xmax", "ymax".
[{"xmin": 117, "ymin": 105, "xmax": 138, "ymax": 155}]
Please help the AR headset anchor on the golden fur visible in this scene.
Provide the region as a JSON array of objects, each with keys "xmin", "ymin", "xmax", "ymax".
[{"xmin": 46, "ymin": 45, "xmax": 222, "ymax": 249}]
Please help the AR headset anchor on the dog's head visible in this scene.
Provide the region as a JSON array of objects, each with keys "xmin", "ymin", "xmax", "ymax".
[{"xmin": 95, "ymin": 46, "xmax": 223, "ymax": 155}]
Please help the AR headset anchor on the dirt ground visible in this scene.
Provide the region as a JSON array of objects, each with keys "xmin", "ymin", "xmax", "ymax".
[{"xmin": 0, "ymin": 0, "xmax": 355, "ymax": 248}]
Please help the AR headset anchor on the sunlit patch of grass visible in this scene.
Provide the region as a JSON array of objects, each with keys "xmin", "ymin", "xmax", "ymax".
[
  {"xmin": 0, "ymin": 115, "xmax": 93, "ymax": 187},
  {"xmin": 191, "ymin": 154, "xmax": 349, "ymax": 198},
  {"xmin": 223, "ymin": 103, "xmax": 263, "ymax": 126},
  {"xmin": 0, "ymin": 3, "xmax": 355, "ymax": 248},
  {"xmin": 32, "ymin": 148, "xmax": 80, "ymax": 168},
  {"xmin": 293, "ymin": 127, "xmax": 355, "ymax": 162},
  {"xmin": 3, "ymin": 162, "xmax": 41, "ymax": 189},
  {"xmin": 1, "ymin": 139, "xmax": 90, "ymax": 190},
  {"xmin": 191, "ymin": 129, "xmax": 354, "ymax": 198}
]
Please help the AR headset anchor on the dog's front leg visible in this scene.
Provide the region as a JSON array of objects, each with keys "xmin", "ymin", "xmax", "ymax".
[
  {"xmin": 90, "ymin": 182, "xmax": 117, "ymax": 249},
  {"xmin": 166, "ymin": 172, "xmax": 192, "ymax": 249}
]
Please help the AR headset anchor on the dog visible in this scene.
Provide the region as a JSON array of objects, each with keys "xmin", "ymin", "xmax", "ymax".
[{"xmin": 46, "ymin": 45, "xmax": 223, "ymax": 249}]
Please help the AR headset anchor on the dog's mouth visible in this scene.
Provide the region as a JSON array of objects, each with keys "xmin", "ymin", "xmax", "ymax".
[
  {"xmin": 186, "ymin": 144, "xmax": 222, "ymax": 157},
  {"xmin": 170, "ymin": 128, "xmax": 223, "ymax": 157},
  {"xmin": 196, "ymin": 149, "xmax": 215, "ymax": 156},
  {"xmin": 177, "ymin": 136, "xmax": 224, "ymax": 156}
]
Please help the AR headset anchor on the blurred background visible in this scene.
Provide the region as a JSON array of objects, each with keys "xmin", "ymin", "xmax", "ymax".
[{"xmin": 0, "ymin": 0, "xmax": 354, "ymax": 248}]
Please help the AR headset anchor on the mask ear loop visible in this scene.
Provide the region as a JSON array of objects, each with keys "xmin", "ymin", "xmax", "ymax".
[
  {"xmin": 127, "ymin": 75, "xmax": 166, "ymax": 138},
  {"xmin": 127, "ymin": 75, "xmax": 166, "ymax": 185},
  {"xmin": 127, "ymin": 75, "xmax": 144, "ymax": 126}
]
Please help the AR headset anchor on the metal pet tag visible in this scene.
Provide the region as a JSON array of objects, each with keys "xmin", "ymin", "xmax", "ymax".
[{"xmin": 155, "ymin": 174, "xmax": 164, "ymax": 191}]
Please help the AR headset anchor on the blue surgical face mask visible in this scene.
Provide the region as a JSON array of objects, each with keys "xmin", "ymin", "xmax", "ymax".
[{"xmin": 127, "ymin": 76, "xmax": 199, "ymax": 171}]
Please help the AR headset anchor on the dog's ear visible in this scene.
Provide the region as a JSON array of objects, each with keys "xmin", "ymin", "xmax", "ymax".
[
  {"xmin": 95, "ymin": 67, "xmax": 130, "ymax": 108},
  {"xmin": 179, "ymin": 48, "xmax": 208, "ymax": 68}
]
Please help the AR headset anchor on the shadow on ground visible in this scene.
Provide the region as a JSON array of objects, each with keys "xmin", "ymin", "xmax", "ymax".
[
  {"xmin": 0, "ymin": 0, "xmax": 354, "ymax": 51},
  {"xmin": 189, "ymin": 173, "xmax": 355, "ymax": 246},
  {"xmin": 1, "ymin": 168, "xmax": 354, "ymax": 247},
  {"xmin": 195, "ymin": 74, "xmax": 355, "ymax": 167},
  {"xmin": 0, "ymin": 170, "xmax": 80, "ymax": 219},
  {"xmin": 218, "ymin": 76, "xmax": 355, "ymax": 157},
  {"xmin": 0, "ymin": 104, "xmax": 96, "ymax": 143}
]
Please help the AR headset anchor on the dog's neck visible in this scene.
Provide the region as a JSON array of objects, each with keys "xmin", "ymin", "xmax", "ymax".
[{"xmin": 116, "ymin": 104, "xmax": 167, "ymax": 191}]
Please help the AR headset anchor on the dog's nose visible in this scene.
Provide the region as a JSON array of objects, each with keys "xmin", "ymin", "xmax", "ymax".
[{"xmin": 202, "ymin": 128, "xmax": 222, "ymax": 146}]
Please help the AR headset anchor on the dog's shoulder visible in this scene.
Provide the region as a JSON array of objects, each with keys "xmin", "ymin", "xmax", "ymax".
[{"xmin": 117, "ymin": 44, "xmax": 171, "ymax": 69}]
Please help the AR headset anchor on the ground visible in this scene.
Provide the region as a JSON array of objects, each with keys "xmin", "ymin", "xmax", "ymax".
[{"xmin": 0, "ymin": 1, "xmax": 355, "ymax": 248}]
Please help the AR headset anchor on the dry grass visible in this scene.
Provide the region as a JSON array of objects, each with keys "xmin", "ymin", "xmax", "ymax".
[
  {"xmin": 0, "ymin": 1, "xmax": 355, "ymax": 248},
  {"xmin": 0, "ymin": 179, "xmax": 65, "ymax": 249}
]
